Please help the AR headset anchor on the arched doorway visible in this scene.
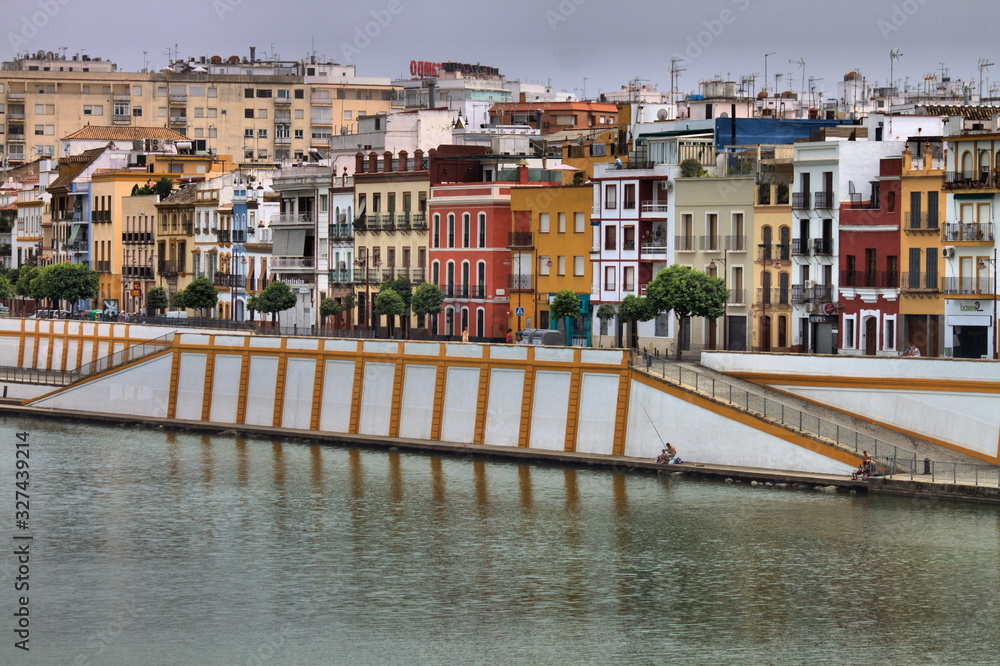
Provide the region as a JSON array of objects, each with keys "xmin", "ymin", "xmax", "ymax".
[
  {"xmin": 865, "ymin": 317, "xmax": 877, "ymax": 355},
  {"xmin": 760, "ymin": 315, "xmax": 772, "ymax": 352}
]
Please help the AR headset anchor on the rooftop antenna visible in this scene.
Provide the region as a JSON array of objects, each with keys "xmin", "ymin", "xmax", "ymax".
[
  {"xmin": 889, "ymin": 49, "xmax": 903, "ymax": 133},
  {"xmin": 763, "ymin": 52, "xmax": 777, "ymax": 97},
  {"xmin": 670, "ymin": 57, "xmax": 686, "ymax": 110},
  {"xmin": 808, "ymin": 76, "xmax": 823, "ymax": 109},
  {"xmin": 790, "ymin": 58, "xmax": 805, "ymax": 117},
  {"xmin": 978, "ymin": 58, "xmax": 994, "ymax": 103},
  {"xmin": 142, "ymin": 50, "xmax": 148, "ymax": 73}
]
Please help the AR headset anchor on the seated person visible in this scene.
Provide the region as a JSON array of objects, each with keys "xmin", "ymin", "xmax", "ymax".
[
  {"xmin": 656, "ymin": 449, "xmax": 670, "ymax": 464},
  {"xmin": 665, "ymin": 443, "xmax": 681, "ymax": 464}
]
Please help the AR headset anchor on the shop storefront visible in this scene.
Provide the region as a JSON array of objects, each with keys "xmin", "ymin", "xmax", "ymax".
[{"xmin": 944, "ymin": 299, "xmax": 994, "ymax": 359}]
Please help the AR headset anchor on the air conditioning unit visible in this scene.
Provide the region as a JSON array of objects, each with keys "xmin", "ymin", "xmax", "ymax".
[
  {"xmin": 941, "ymin": 246, "xmax": 956, "ymax": 258},
  {"xmin": 804, "ymin": 280, "xmax": 816, "ymax": 289}
]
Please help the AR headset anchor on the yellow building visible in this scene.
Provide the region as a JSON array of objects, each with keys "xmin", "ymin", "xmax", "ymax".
[
  {"xmin": 352, "ymin": 151, "xmax": 430, "ymax": 333},
  {"xmin": 1, "ymin": 51, "xmax": 399, "ymax": 166},
  {"xmin": 510, "ymin": 184, "xmax": 594, "ymax": 344},
  {"xmin": 751, "ymin": 180, "xmax": 794, "ymax": 351},
  {"xmin": 899, "ymin": 144, "xmax": 946, "ymax": 356}
]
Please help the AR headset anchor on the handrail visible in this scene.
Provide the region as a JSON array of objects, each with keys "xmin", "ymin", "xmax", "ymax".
[
  {"xmin": 71, "ymin": 332, "xmax": 176, "ymax": 378},
  {"xmin": 630, "ymin": 350, "xmax": 1000, "ymax": 488}
]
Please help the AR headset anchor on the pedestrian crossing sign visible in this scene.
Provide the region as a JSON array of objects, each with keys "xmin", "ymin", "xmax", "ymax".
[{"xmin": 514, "ymin": 307, "xmax": 525, "ymax": 316}]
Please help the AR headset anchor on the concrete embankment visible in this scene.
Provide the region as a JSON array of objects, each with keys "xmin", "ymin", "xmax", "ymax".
[{"xmin": 6, "ymin": 403, "xmax": 999, "ymax": 505}]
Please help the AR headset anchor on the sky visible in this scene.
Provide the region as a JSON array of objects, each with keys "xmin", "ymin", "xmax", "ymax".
[{"xmin": 4, "ymin": 0, "xmax": 999, "ymax": 101}]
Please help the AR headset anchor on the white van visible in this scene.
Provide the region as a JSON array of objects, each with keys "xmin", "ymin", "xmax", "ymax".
[{"xmin": 164, "ymin": 311, "xmax": 189, "ymax": 319}]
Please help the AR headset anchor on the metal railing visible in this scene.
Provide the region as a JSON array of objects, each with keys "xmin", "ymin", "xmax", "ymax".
[
  {"xmin": 630, "ymin": 351, "xmax": 1000, "ymax": 488},
  {"xmin": 72, "ymin": 332, "xmax": 176, "ymax": 379},
  {"xmin": 943, "ymin": 222, "xmax": 994, "ymax": 242}
]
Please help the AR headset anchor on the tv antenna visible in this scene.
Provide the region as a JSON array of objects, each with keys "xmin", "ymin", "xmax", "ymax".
[{"xmin": 979, "ymin": 58, "xmax": 994, "ymax": 101}]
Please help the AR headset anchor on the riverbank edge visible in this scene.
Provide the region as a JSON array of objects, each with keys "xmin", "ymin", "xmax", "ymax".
[{"xmin": 3, "ymin": 403, "xmax": 999, "ymax": 504}]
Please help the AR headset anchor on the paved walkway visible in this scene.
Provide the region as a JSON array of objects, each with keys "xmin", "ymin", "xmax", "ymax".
[{"xmin": 635, "ymin": 352, "xmax": 995, "ymax": 469}]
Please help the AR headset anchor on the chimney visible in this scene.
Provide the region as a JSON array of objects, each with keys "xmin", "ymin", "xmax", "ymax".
[
  {"xmin": 355, "ymin": 152, "xmax": 365, "ymax": 173},
  {"xmin": 520, "ymin": 92, "xmax": 526, "ymax": 103},
  {"xmin": 398, "ymin": 150, "xmax": 409, "ymax": 171},
  {"xmin": 517, "ymin": 162, "xmax": 529, "ymax": 184},
  {"xmin": 369, "ymin": 151, "xmax": 378, "ymax": 173},
  {"xmin": 383, "ymin": 150, "xmax": 393, "ymax": 173}
]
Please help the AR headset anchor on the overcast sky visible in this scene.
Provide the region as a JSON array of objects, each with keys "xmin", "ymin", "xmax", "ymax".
[{"xmin": 5, "ymin": 0, "xmax": 999, "ymax": 100}]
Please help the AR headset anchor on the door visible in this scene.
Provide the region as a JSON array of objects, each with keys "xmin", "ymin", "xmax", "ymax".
[
  {"xmin": 760, "ymin": 316, "xmax": 771, "ymax": 352},
  {"xmin": 728, "ymin": 315, "xmax": 747, "ymax": 351},
  {"xmin": 864, "ymin": 317, "xmax": 877, "ymax": 355}
]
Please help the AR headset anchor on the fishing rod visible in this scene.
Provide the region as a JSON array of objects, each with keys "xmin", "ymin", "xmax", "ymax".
[{"xmin": 636, "ymin": 399, "xmax": 665, "ymax": 447}]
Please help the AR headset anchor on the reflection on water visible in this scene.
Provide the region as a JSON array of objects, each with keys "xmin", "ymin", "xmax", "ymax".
[{"xmin": 1, "ymin": 415, "xmax": 999, "ymax": 665}]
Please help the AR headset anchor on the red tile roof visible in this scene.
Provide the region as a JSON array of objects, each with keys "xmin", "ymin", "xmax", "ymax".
[{"xmin": 62, "ymin": 126, "xmax": 187, "ymax": 141}]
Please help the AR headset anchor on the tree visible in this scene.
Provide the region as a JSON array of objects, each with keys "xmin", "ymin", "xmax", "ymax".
[
  {"xmin": 374, "ymin": 288, "xmax": 406, "ymax": 338},
  {"xmin": 550, "ymin": 289, "xmax": 581, "ymax": 344},
  {"xmin": 617, "ymin": 293, "xmax": 657, "ymax": 350},
  {"xmin": 646, "ymin": 264, "xmax": 728, "ymax": 360},
  {"xmin": 178, "ymin": 276, "xmax": 219, "ymax": 318},
  {"xmin": 31, "ymin": 262, "xmax": 99, "ymax": 309},
  {"xmin": 319, "ymin": 297, "xmax": 342, "ymax": 329},
  {"xmin": 171, "ymin": 289, "xmax": 188, "ymax": 310},
  {"xmin": 411, "ymin": 283, "xmax": 444, "ymax": 331},
  {"xmin": 251, "ymin": 280, "xmax": 297, "ymax": 323},
  {"xmin": 680, "ymin": 157, "xmax": 706, "ymax": 178},
  {"xmin": 595, "ymin": 303, "xmax": 617, "ymax": 348},
  {"xmin": 341, "ymin": 292, "xmax": 357, "ymax": 329},
  {"xmin": 0, "ymin": 274, "xmax": 13, "ymax": 301},
  {"xmin": 381, "ymin": 277, "xmax": 413, "ymax": 337},
  {"xmin": 146, "ymin": 286, "xmax": 169, "ymax": 315}
]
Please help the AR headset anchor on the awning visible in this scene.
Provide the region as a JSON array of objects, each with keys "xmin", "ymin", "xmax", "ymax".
[
  {"xmin": 67, "ymin": 224, "xmax": 86, "ymax": 244},
  {"xmin": 949, "ymin": 315, "xmax": 992, "ymax": 326},
  {"xmin": 272, "ymin": 229, "xmax": 306, "ymax": 256}
]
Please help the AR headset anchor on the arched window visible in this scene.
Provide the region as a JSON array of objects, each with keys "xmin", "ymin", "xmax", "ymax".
[
  {"xmin": 477, "ymin": 261, "xmax": 486, "ymax": 299},
  {"xmin": 462, "ymin": 212, "xmax": 471, "ymax": 248},
  {"xmin": 761, "ymin": 225, "xmax": 773, "ymax": 261},
  {"xmin": 778, "ymin": 315, "xmax": 787, "ymax": 348},
  {"xmin": 446, "ymin": 261, "xmax": 455, "ymax": 297},
  {"xmin": 447, "ymin": 213, "xmax": 456, "ymax": 248},
  {"xmin": 478, "ymin": 212, "xmax": 486, "ymax": 247},
  {"xmin": 779, "ymin": 226, "xmax": 790, "ymax": 261},
  {"xmin": 461, "ymin": 307, "xmax": 469, "ymax": 333},
  {"xmin": 961, "ymin": 150, "xmax": 973, "ymax": 177},
  {"xmin": 779, "ymin": 272, "xmax": 789, "ymax": 304},
  {"xmin": 445, "ymin": 307, "xmax": 454, "ymax": 336},
  {"xmin": 476, "ymin": 308, "xmax": 485, "ymax": 338},
  {"xmin": 762, "ymin": 271, "xmax": 772, "ymax": 304},
  {"xmin": 432, "ymin": 213, "xmax": 441, "ymax": 248},
  {"xmin": 461, "ymin": 261, "xmax": 471, "ymax": 295},
  {"xmin": 431, "ymin": 261, "xmax": 440, "ymax": 286}
]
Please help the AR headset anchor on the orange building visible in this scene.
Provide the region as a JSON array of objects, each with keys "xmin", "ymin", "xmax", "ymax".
[{"xmin": 488, "ymin": 100, "xmax": 618, "ymax": 136}]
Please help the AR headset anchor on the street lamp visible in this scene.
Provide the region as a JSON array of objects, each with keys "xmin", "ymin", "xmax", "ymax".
[
  {"xmin": 978, "ymin": 249, "xmax": 998, "ymax": 359},
  {"xmin": 708, "ymin": 257, "xmax": 728, "ymax": 350},
  {"xmin": 354, "ymin": 254, "xmax": 381, "ymax": 335}
]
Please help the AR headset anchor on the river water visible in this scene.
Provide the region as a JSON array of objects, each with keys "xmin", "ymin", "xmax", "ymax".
[{"xmin": 1, "ymin": 415, "xmax": 998, "ymax": 665}]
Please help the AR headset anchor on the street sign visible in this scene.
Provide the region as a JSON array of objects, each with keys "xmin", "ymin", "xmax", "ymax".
[
  {"xmin": 130, "ymin": 289, "xmax": 141, "ymax": 297},
  {"xmin": 514, "ymin": 307, "xmax": 525, "ymax": 316}
]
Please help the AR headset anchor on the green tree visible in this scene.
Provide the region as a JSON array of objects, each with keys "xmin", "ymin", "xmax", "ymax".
[
  {"xmin": 319, "ymin": 297, "xmax": 343, "ymax": 328},
  {"xmin": 251, "ymin": 280, "xmax": 297, "ymax": 323},
  {"xmin": 341, "ymin": 292, "xmax": 357, "ymax": 329},
  {"xmin": 381, "ymin": 277, "xmax": 413, "ymax": 337},
  {"xmin": 679, "ymin": 157, "xmax": 705, "ymax": 178},
  {"xmin": 171, "ymin": 289, "xmax": 188, "ymax": 310},
  {"xmin": 179, "ymin": 276, "xmax": 219, "ymax": 317},
  {"xmin": 31, "ymin": 262, "xmax": 99, "ymax": 309},
  {"xmin": 411, "ymin": 283, "xmax": 444, "ymax": 331},
  {"xmin": 617, "ymin": 293, "xmax": 657, "ymax": 350},
  {"xmin": 0, "ymin": 274, "xmax": 13, "ymax": 301},
  {"xmin": 550, "ymin": 289, "xmax": 581, "ymax": 343},
  {"xmin": 146, "ymin": 286, "xmax": 169, "ymax": 315},
  {"xmin": 374, "ymin": 288, "xmax": 406, "ymax": 338},
  {"xmin": 646, "ymin": 264, "xmax": 728, "ymax": 360},
  {"xmin": 595, "ymin": 303, "xmax": 617, "ymax": 348}
]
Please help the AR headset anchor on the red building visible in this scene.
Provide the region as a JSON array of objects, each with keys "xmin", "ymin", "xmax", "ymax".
[
  {"xmin": 428, "ymin": 149, "xmax": 559, "ymax": 340},
  {"xmin": 837, "ymin": 156, "xmax": 902, "ymax": 355}
]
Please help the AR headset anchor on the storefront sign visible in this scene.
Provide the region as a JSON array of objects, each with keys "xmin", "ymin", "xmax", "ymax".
[{"xmin": 410, "ymin": 60, "xmax": 441, "ymax": 78}]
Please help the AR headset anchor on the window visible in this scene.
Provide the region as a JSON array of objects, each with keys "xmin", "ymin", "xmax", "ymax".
[
  {"xmin": 257, "ymin": 150, "xmax": 267, "ymax": 159},
  {"xmin": 256, "ymin": 89, "xmax": 272, "ymax": 98},
  {"xmin": 245, "ymin": 88, "xmax": 254, "ymax": 98},
  {"xmin": 462, "ymin": 213, "xmax": 470, "ymax": 247},
  {"xmin": 34, "ymin": 104, "xmax": 53, "ymax": 115},
  {"xmin": 604, "ymin": 184, "xmax": 616, "ymax": 209},
  {"xmin": 343, "ymin": 110, "xmax": 352, "ymax": 120},
  {"xmin": 432, "ymin": 214, "xmax": 440, "ymax": 247},
  {"xmin": 294, "ymin": 109, "xmax": 304, "ymax": 119},
  {"xmin": 294, "ymin": 129, "xmax": 303, "ymax": 139},
  {"xmin": 478, "ymin": 212, "xmax": 486, "ymax": 247},
  {"xmin": 275, "ymin": 125, "xmax": 290, "ymax": 139},
  {"xmin": 244, "ymin": 129, "xmax": 253, "ymax": 138},
  {"xmin": 294, "ymin": 89, "xmax": 304, "ymax": 99},
  {"xmin": 207, "ymin": 108, "xmax": 217, "ymax": 118},
  {"xmin": 574, "ymin": 212, "xmax": 585, "ymax": 233},
  {"xmin": 574, "ymin": 256, "xmax": 584, "ymax": 276},
  {"xmin": 558, "ymin": 212, "xmax": 566, "ymax": 232},
  {"xmin": 244, "ymin": 109, "xmax": 254, "ymax": 119},
  {"xmin": 83, "ymin": 105, "xmax": 103, "ymax": 116},
  {"xmin": 539, "ymin": 212, "xmax": 550, "ymax": 233},
  {"xmin": 258, "ymin": 129, "xmax": 267, "ymax": 138},
  {"xmin": 557, "ymin": 256, "xmax": 566, "ymax": 275},
  {"xmin": 623, "ymin": 266, "xmax": 635, "ymax": 291},
  {"xmin": 193, "ymin": 107, "xmax": 204, "ymax": 118},
  {"xmin": 447, "ymin": 213, "xmax": 455, "ymax": 247},
  {"xmin": 844, "ymin": 316, "xmax": 856, "ymax": 349},
  {"xmin": 884, "ymin": 317, "xmax": 896, "ymax": 351},
  {"xmin": 604, "ymin": 266, "xmax": 615, "ymax": 290},
  {"xmin": 540, "ymin": 256, "xmax": 551, "ymax": 276},
  {"xmin": 258, "ymin": 109, "xmax": 267, "ymax": 119},
  {"xmin": 623, "ymin": 183, "xmax": 636, "ymax": 208}
]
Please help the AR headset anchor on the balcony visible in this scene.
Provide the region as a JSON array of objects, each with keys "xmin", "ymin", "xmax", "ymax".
[
  {"xmin": 509, "ymin": 274, "xmax": 533, "ymax": 291},
  {"xmin": 900, "ymin": 272, "xmax": 939, "ymax": 292},
  {"xmin": 507, "ymin": 231, "xmax": 533, "ymax": 248},
  {"xmin": 791, "ymin": 239, "xmax": 808, "ymax": 256},
  {"xmin": 122, "ymin": 266, "xmax": 153, "ymax": 280},
  {"xmin": 841, "ymin": 270, "xmax": 898, "ymax": 289},
  {"xmin": 622, "ymin": 239, "xmax": 636, "ymax": 251},
  {"xmin": 755, "ymin": 288, "xmax": 791, "ymax": 306},
  {"xmin": 158, "ymin": 260, "xmax": 185, "ymax": 276},
  {"xmin": 675, "ymin": 236, "xmax": 695, "ymax": 252},
  {"xmin": 274, "ymin": 213, "xmax": 313, "ymax": 227},
  {"xmin": 169, "ymin": 93, "xmax": 188, "ymax": 103},
  {"xmin": 6, "ymin": 112, "xmax": 25, "ymax": 120},
  {"xmin": 411, "ymin": 268, "xmax": 426, "ymax": 284},
  {"xmin": 943, "ymin": 223, "xmax": 994, "ymax": 243},
  {"xmin": 469, "ymin": 285, "xmax": 486, "ymax": 299},
  {"xmin": 812, "ymin": 238, "xmax": 834, "ymax": 255},
  {"xmin": 904, "ymin": 211, "xmax": 938, "ymax": 231},
  {"xmin": 791, "ymin": 284, "xmax": 833, "ymax": 302},
  {"xmin": 329, "ymin": 268, "xmax": 354, "ymax": 283},
  {"xmin": 274, "ymin": 136, "xmax": 292, "ymax": 145},
  {"xmin": 410, "ymin": 213, "xmax": 428, "ymax": 231},
  {"xmin": 813, "ymin": 191, "xmax": 835, "ymax": 209},
  {"xmin": 168, "ymin": 115, "xmax": 188, "ymax": 125},
  {"xmin": 725, "ymin": 235, "xmax": 747, "ymax": 252},
  {"xmin": 791, "ymin": 192, "xmax": 811, "ymax": 209},
  {"xmin": 944, "ymin": 170, "xmax": 999, "ymax": 190},
  {"xmin": 232, "ymin": 231, "xmax": 248, "ymax": 244},
  {"xmin": 94, "ymin": 260, "xmax": 111, "ymax": 274},
  {"xmin": 212, "ymin": 272, "xmax": 241, "ymax": 288},
  {"xmin": 6, "ymin": 92, "xmax": 25, "ymax": 100},
  {"xmin": 699, "ymin": 236, "xmax": 721, "ymax": 252},
  {"xmin": 270, "ymin": 257, "xmax": 315, "ymax": 270},
  {"xmin": 122, "ymin": 232, "xmax": 154, "ymax": 245},
  {"xmin": 640, "ymin": 201, "xmax": 669, "ymax": 216},
  {"xmin": 92, "ymin": 210, "xmax": 111, "ymax": 223},
  {"xmin": 942, "ymin": 276, "xmax": 995, "ymax": 295},
  {"xmin": 329, "ymin": 223, "xmax": 353, "ymax": 240},
  {"xmin": 275, "ymin": 96, "xmax": 292, "ymax": 105},
  {"xmin": 727, "ymin": 289, "xmax": 746, "ymax": 305},
  {"xmin": 640, "ymin": 241, "xmax": 667, "ymax": 258},
  {"xmin": 7, "ymin": 132, "xmax": 26, "ymax": 141},
  {"xmin": 604, "ymin": 239, "xmax": 617, "ymax": 251},
  {"xmin": 216, "ymin": 230, "xmax": 231, "ymax": 243},
  {"xmin": 353, "ymin": 268, "xmax": 383, "ymax": 283}
]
